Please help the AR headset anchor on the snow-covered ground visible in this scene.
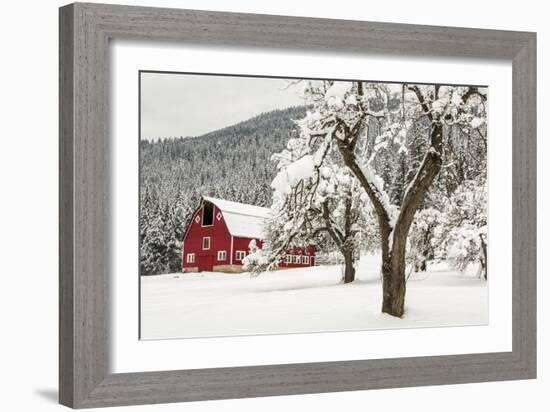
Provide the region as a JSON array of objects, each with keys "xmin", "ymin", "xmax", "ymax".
[{"xmin": 140, "ymin": 254, "xmax": 488, "ymax": 340}]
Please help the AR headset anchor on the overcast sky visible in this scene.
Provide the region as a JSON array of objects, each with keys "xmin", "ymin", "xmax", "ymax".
[{"xmin": 140, "ymin": 72, "xmax": 305, "ymax": 140}]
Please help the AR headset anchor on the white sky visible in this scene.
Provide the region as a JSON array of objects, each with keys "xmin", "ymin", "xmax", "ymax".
[{"xmin": 140, "ymin": 72, "xmax": 305, "ymax": 140}]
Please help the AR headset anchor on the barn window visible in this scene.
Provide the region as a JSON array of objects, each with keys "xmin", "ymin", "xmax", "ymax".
[
  {"xmin": 186, "ymin": 253, "xmax": 195, "ymax": 263},
  {"xmin": 217, "ymin": 250, "xmax": 227, "ymax": 261},
  {"xmin": 236, "ymin": 250, "xmax": 246, "ymax": 261},
  {"xmin": 202, "ymin": 237, "xmax": 211, "ymax": 250},
  {"xmin": 202, "ymin": 202, "xmax": 214, "ymax": 226},
  {"xmin": 302, "ymin": 256, "xmax": 310, "ymax": 265},
  {"xmin": 285, "ymin": 255, "xmax": 292, "ymax": 264},
  {"xmin": 293, "ymin": 255, "xmax": 300, "ymax": 264}
]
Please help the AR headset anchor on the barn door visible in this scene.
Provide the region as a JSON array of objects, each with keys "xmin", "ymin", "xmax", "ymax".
[
  {"xmin": 204, "ymin": 255, "xmax": 213, "ymax": 272},
  {"xmin": 198, "ymin": 255, "xmax": 214, "ymax": 272}
]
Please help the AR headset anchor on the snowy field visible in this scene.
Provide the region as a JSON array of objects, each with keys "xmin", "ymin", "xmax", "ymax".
[{"xmin": 140, "ymin": 254, "xmax": 488, "ymax": 340}]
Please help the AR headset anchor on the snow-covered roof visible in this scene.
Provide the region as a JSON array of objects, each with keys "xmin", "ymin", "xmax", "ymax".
[{"xmin": 202, "ymin": 197, "xmax": 270, "ymax": 239}]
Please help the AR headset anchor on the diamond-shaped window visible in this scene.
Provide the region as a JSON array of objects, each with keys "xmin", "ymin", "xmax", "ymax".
[
  {"xmin": 195, "ymin": 215, "xmax": 200, "ymax": 223},
  {"xmin": 216, "ymin": 212, "xmax": 222, "ymax": 221}
]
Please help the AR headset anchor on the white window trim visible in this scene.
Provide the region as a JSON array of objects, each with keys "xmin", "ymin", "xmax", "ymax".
[
  {"xmin": 293, "ymin": 255, "xmax": 300, "ymax": 264},
  {"xmin": 285, "ymin": 255, "xmax": 292, "ymax": 264},
  {"xmin": 217, "ymin": 250, "xmax": 227, "ymax": 261},
  {"xmin": 302, "ymin": 255, "xmax": 309, "ymax": 265},
  {"xmin": 235, "ymin": 250, "xmax": 246, "ymax": 261},
  {"xmin": 202, "ymin": 236, "xmax": 211, "ymax": 250},
  {"xmin": 230, "ymin": 236, "xmax": 234, "ymax": 265},
  {"xmin": 186, "ymin": 253, "xmax": 195, "ymax": 264}
]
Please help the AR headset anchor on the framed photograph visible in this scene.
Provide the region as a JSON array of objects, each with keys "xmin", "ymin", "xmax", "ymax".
[
  {"xmin": 138, "ymin": 71, "xmax": 491, "ymax": 340},
  {"xmin": 59, "ymin": 2, "xmax": 536, "ymax": 408}
]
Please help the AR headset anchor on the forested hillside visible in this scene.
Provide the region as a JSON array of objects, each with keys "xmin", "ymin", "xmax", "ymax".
[{"xmin": 140, "ymin": 105, "xmax": 309, "ymax": 275}]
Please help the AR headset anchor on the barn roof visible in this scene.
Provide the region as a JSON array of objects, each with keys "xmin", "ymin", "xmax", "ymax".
[{"xmin": 202, "ymin": 197, "xmax": 270, "ymax": 239}]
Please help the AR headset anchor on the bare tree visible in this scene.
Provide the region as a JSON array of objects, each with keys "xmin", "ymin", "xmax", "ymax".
[
  {"xmin": 245, "ymin": 139, "xmax": 367, "ymax": 284},
  {"xmin": 299, "ymin": 81, "xmax": 486, "ymax": 316}
]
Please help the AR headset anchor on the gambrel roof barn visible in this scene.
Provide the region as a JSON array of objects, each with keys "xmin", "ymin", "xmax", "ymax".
[{"xmin": 182, "ymin": 197, "xmax": 315, "ymax": 273}]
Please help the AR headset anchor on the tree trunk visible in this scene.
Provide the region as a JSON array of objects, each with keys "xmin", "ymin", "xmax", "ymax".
[
  {"xmin": 380, "ymin": 237, "xmax": 407, "ymax": 317},
  {"xmin": 331, "ymin": 82, "xmax": 445, "ymax": 318},
  {"xmin": 419, "ymin": 224, "xmax": 433, "ymax": 271},
  {"xmin": 319, "ymin": 200, "xmax": 357, "ymax": 285},
  {"xmin": 419, "ymin": 258, "xmax": 427, "ymax": 272},
  {"xmin": 418, "ymin": 243, "xmax": 429, "ymax": 272},
  {"xmin": 381, "ymin": 254, "xmax": 406, "ymax": 317},
  {"xmin": 334, "ymin": 117, "xmax": 443, "ymax": 317},
  {"xmin": 381, "ymin": 121, "xmax": 443, "ymax": 317},
  {"xmin": 342, "ymin": 248, "xmax": 356, "ymax": 284},
  {"xmin": 479, "ymin": 233, "xmax": 487, "ymax": 280},
  {"xmin": 414, "ymin": 255, "xmax": 427, "ymax": 272}
]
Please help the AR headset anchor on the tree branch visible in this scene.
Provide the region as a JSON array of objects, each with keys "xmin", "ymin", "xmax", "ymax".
[
  {"xmin": 407, "ymin": 85, "xmax": 432, "ymax": 121},
  {"xmin": 461, "ymin": 87, "xmax": 487, "ymax": 103}
]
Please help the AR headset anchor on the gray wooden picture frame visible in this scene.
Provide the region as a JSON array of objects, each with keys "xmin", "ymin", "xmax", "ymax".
[{"xmin": 59, "ymin": 2, "xmax": 536, "ymax": 409}]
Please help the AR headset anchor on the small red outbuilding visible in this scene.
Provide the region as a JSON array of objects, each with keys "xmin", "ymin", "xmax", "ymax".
[{"xmin": 181, "ymin": 197, "xmax": 316, "ymax": 273}]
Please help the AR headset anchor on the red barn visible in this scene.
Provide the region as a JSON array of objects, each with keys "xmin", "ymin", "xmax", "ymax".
[{"xmin": 181, "ymin": 197, "xmax": 316, "ymax": 273}]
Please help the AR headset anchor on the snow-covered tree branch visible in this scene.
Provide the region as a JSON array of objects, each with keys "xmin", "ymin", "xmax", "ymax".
[{"xmin": 271, "ymin": 79, "xmax": 488, "ymax": 317}]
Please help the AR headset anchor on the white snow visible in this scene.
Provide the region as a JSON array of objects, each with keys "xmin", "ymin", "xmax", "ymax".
[
  {"xmin": 203, "ymin": 197, "xmax": 270, "ymax": 239},
  {"xmin": 451, "ymin": 89, "xmax": 463, "ymax": 106},
  {"xmin": 140, "ymin": 254, "xmax": 488, "ymax": 340},
  {"xmin": 361, "ymin": 164, "xmax": 397, "ymax": 223},
  {"xmin": 223, "ymin": 213, "xmax": 267, "ymax": 239},
  {"xmin": 431, "ymin": 96, "xmax": 450, "ymax": 115},
  {"xmin": 470, "ymin": 117, "xmax": 485, "ymax": 129},
  {"xmin": 271, "ymin": 155, "xmax": 316, "ymax": 195},
  {"xmin": 203, "ymin": 197, "xmax": 270, "ymax": 219},
  {"xmin": 324, "ymin": 81, "xmax": 353, "ymax": 109},
  {"xmin": 345, "ymin": 94, "xmax": 358, "ymax": 105},
  {"xmin": 386, "ymin": 83, "xmax": 403, "ymax": 95}
]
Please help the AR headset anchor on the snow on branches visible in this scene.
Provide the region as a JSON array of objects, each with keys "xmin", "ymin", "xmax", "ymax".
[
  {"xmin": 246, "ymin": 93, "xmax": 371, "ymax": 280},
  {"xmin": 249, "ymin": 79, "xmax": 487, "ymax": 306},
  {"xmin": 433, "ymin": 179, "xmax": 488, "ymax": 277}
]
